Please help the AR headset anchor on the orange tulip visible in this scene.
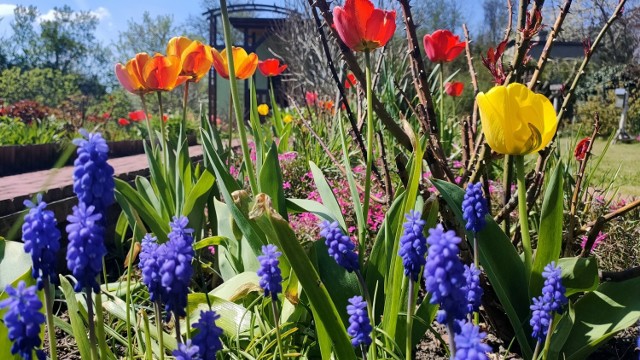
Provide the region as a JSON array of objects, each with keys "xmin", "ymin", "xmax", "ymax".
[
  {"xmin": 333, "ymin": 0, "xmax": 396, "ymax": 52},
  {"xmin": 142, "ymin": 54, "xmax": 190, "ymax": 91},
  {"xmin": 167, "ymin": 36, "xmax": 213, "ymax": 82},
  {"xmin": 211, "ymin": 47, "xmax": 258, "ymax": 80},
  {"xmin": 115, "ymin": 53, "xmax": 151, "ymax": 94}
]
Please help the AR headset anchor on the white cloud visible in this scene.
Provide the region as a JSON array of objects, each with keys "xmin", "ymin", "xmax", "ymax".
[
  {"xmin": 37, "ymin": 9, "xmax": 56, "ymax": 22},
  {"xmin": 90, "ymin": 7, "xmax": 110, "ymax": 21},
  {"xmin": 0, "ymin": 3, "xmax": 16, "ymax": 17}
]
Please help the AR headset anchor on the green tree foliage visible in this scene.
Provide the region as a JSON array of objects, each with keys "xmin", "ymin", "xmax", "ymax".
[
  {"xmin": 114, "ymin": 12, "xmax": 184, "ymax": 62},
  {"xmin": 0, "ymin": 67, "xmax": 81, "ymax": 106}
]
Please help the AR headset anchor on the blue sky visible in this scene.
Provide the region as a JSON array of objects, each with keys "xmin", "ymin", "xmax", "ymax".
[{"xmin": 0, "ymin": 1, "xmax": 486, "ymax": 46}]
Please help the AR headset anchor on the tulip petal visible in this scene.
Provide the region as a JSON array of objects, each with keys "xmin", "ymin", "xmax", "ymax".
[
  {"xmin": 477, "ymin": 87, "xmax": 510, "ymax": 155},
  {"xmin": 347, "ymin": 0, "xmax": 373, "ymax": 40},
  {"xmin": 142, "ymin": 54, "xmax": 182, "ymax": 91},
  {"xmin": 167, "ymin": 36, "xmax": 193, "ymax": 58},
  {"xmin": 115, "ymin": 63, "xmax": 137, "ymax": 93},
  {"xmin": 211, "ymin": 48, "xmax": 229, "ymax": 79},
  {"xmin": 333, "ymin": 6, "xmax": 362, "ymax": 50},
  {"xmin": 236, "ymin": 52, "xmax": 258, "ymax": 79},
  {"xmin": 364, "ymin": 9, "xmax": 396, "ymax": 49},
  {"xmin": 537, "ymin": 94, "xmax": 558, "ymax": 151}
]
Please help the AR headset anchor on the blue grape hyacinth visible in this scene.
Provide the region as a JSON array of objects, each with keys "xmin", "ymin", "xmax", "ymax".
[
  {"xmin": 462, "ymin": 182, "xmax": 489, "ymax": 233},
  {"xmin": 453, "ymin": 320, "xmax": 491, "ymax": 360},
  {"xmin": 0, "ymin": 281, "xmax": 46, "ymax": 360},
  {"xmin": 160, "ymin": 216, "xmax": 195, "ymax": 318},
  {"xmin": 72, "ymin": 129, "xmax": 115, "ymax": 215},
  {"xmin": 530, "ymin": 262, "xmax": 567, "ymax": 341},
  {"xmin": 319, "ymin": 220, "xmax": 359, "ymax": 272},
  {"xmin": 172, "ymin": 340, "xmax": 200, "ymax": 360},
  {"xmin": 139, "ymin": 234, "xmax": 165, "ymax": 303},
  {"xmin": 66, "ymin": 202, "xmax": 106, "ymax": 293},
  {"xmin": 192, "ymin": 310, "xmax": 224, "ymax": 360},
  {"xmin": 257, "ymin": 244, "xmax": 283, "ymax": 300},
  {"xmin": 22, "ymin": 195, "xmax": 61, "ymax": 289},
  {"xmin": 424, "ymin": 224, "xmax": 467, "ymax": 324},
  {"xmin": 463, "ymin": 264, "xmax": 483, "ymax": 314},
  {"xmin": 398, "ymin": 210, "xmax": 428, "ymax": 281},
  {"xmin": 346, "ymin": 295, "xmax": 372, "ymax": 348}
]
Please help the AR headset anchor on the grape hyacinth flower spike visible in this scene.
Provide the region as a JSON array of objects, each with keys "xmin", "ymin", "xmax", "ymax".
[
  {"xmin": 139, "ymin": 234, "xmax": 165, "ymax": 303},
  {"xmin": 0, "ymin": 281, "xmax": 46, "ymax": 360},
  {"xmin": 66, "ymin": 202, "xmax": 106, "ymax": 293},
  {"xmin": 72, "ymin": 129, "xmax": 115, "ymax": 216},
  {"xmin": 192, "ymin": 311, "xmax": 224, "ymax": 360},
  {"xmin": 398, "ymin": 210, "xmax": 428, "ymax": 282},
  {"xmin": 462, "ymin": 182, "xmax": 489, "ymax": 233},
  {"xmin": 172, "ymin": 340, "xmax": 200, "ymax": 360},
  {"xmin": 22, "ymin": 194, "xmax": 61, "ymax": 289},
  {"xmin": 530, "ymin": 262, "xmax": 568, "ymax": 359},
  {"xmin": 463, "ymin": 264, "xmax": 483, "ymax": 315},
  {"xmin": 319, "ymin": 220, "xmax": 359, "ymax": 272},
  {"xmin": 453, "ymin": 320, "xmax": 491, "ymax": 360},
  {"xmin": 258, "ymin": 244, "xmax": 283, "ymax": 300},
  {"xmin": 347, "ymin": 295, "xmax": 372, "ymax": 349}
]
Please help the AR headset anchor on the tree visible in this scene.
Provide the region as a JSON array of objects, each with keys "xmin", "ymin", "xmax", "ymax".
[
  {"xmin": 114, "ymin": 12, "xmax": 184, "ymax": 61},
  {"xmin": 413, "ymin": 0, "xmax": 465, "ymax": 34},
  {"xmin": 481, "ymin": 0, "xmax": 510, "ymax": 44}
]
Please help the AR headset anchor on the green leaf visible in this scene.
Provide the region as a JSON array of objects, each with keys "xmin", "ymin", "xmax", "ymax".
[
  {"xmin": 549, "ymin": 301, "xmax": 576, "ymax": 359},
  {"xmin": 115, "ymin": 178, "xmax": 170, "ymax": 240},
  {"xmin": 531, "ymin": 161, "xmax": 565, "ymax": 296},
  {"xmin": 0, "ymin": 239, "xmax": 33, "ymax": 288},
  {"xmin": 286, "ymin": 198, "xmax": 339, "ymax": 223},
  {"xmin": 193, "ymin": 236, "xmax": 227, "ymax": 250},
  {"xmin": 114, "ymin": 193, "xmax": 147, "ymax": 242},
  {"xmin": 59, "ymin": 276, "xmax": 92, "ymax": 360},
  {"xmin": 259, "ymin": 143, "xmax": 288, "ymax": 220},
  {"xmin": 309, "ymin": 161, "xmax": 347, "ymax": 230},
  {"xmin": 560, "ymin": 276, "xmax": 640, "ymax": 359},
  {"xmin": 186, "ymin": 293, "xmax": 253, "ymax": 337},
  {"xmin": 557, "ymin": 257, "xmax": 599, "ymax": 296},
  {"xmin": 431, "ymin": 179, "xmax": 533, "ymax": 358},
  {"xmin": 209, "ymin": 272, "xmax": 261, "ymax": 301},
  {"xmin": 143, "ymin": 142, "xmax": 175, "ymax": 214},
  {"xmin": 252, "ymin": 195, "xmax": 356, "ymax": 359},
  {"xmin": 182, "ymin": 170, "xmax": 216, "ymax": 240}
]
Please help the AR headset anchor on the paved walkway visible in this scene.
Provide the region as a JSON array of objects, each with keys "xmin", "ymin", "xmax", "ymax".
[{"xmin": 0, "ymin": 145, "xmax": 203, "ymax": 217}]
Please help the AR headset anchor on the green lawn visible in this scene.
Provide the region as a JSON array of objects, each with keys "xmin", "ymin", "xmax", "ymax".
[{"xmin": 558, "ymin": 137, "xmax": 640, "ymax": 197}]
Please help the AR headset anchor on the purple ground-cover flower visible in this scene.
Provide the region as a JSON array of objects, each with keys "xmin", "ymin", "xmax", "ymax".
[
  {"xmin": 462, "ymin": 182, "xmax": 488, "ymax": 233},
  {"xmin": 160, "ymin": 216, "xmax": 195, "ymax": 317},
  {"xmin": 453, "ymin": 320, "xmax": 491, "ymax": 360},
  {"xmin": 463, "ymin": 264, "xmax": 483, "ymax": 314},
  {"xmin": 192, "ymin": 310, "xmax": 224, "ymax": 360},
  {"xmin": 22, "ymin": 195, "xmax": 61, "ymax": 289},
  {"xmin": 66, "ymin": 202, "xmax": 106, "ymax": 293},
  {"xmin": 424, "ymin": 224, "xmax": 467, "ymax": 324},
  {"xmin": 139, "ymin": 234, "xmax": 165, "ymax": 303},
  {"xmin": 72, "ymin": 129, "xmax": 114, "ymax": 215},
  {"xmin": 530, "ymin": 262, "xmax": 567, "ymax": 341},
  {"xmin": 172, "ymin": 340, "xmax": 200, "ymax": 360},
  {"xmin": 257, "ymin": 244, "xmax": 283, "ymax": 300},
  {"xmin": 0, "ymin": 281, "xmax": 46, "ymax": 360},
  {"xmin": 398, "ymin": 210, "xmax": 428, "ymax": 281},
  {"xmin": 319, "ymin": 220, "xmax": 359, "ymax": 272},
  {"xmin": 346, "ymin": 295, "xmax": 372, "ymax": 347}
]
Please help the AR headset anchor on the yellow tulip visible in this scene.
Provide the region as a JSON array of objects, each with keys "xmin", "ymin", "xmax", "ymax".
[
  {"xmin": 477, "ymin": 83, "xmax": 557, "ymax": 155},
  {"xmin": 211, "ymin": 46, "xmax": 258, "ymax": 80},
  {"xmin": 257, "ymin": 104, "xmax": 269, "ymax": 116},
  {"xmin": 283, "ymin": 114, "xmax": 293, "ymax": 124}
]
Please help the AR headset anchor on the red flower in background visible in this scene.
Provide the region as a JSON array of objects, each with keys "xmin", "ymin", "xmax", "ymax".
[
  {"xmin": 102, "ymin": 112, "xmax": 111, "ymax": 119},
  {"xmin": 444, "ymin": 81, "xmax": 464, "ymax": 97},
  {"xmin": 574, "ymin": 137, "xmax": 591, "ymax": 161},
  {"xmin": 128, "ymin": 110, "xmax": 146, "ymax": 122},
  {"xmin": 258, "ymin": 59, "xmax": 287, "ymax": 77},
  {"xmin": 118, "ymin": 118, "xmax": 130, "ymax": 126},
  {"xmin": 305, "ymin": 91, "xmax": 318, "ymax": 106},
  {"xmin": 332, "ymin": 0, "xmax": 396, "ymax": 52},
  {"xmin": 423, "ymin": 30, "xmax": 466, "ymax": 63},
  {"xmin": 163, "ymin": 114, "xmax": 168, "ymax": 122},
  {"xmin": 345, "ymin": 73, "xmax": 357, "ymax": 89}
]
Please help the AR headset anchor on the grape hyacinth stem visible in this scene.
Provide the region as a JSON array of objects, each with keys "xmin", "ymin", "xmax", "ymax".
[
  {"xmin": 154, "ymin": 301, "xmax": 165, "ymax": 360},
  {"xmin": 271, "ymin": 300, "xmax": 285, "ymax": 359},
  {"xmin": 532, "ymin": 341, "xmax": 542, "ymax": 360},
  {"xmin": 43, "ymin": 278, "xmax": 58, "ymax": 360},
  {"xmin": 95, "ymin": 288, "xmax": 108, "ymax": 358},
  {"xmin": 447, "ymin": 321, "xmax": 457, "ymax": 357},
  {"xmin": 406, "ymin": 280, "xmax": 415, "ymax": 360},
  {"xmin": 174, "ymin": 311, "xmax": 182, "ymax": 344},
  {"xmin": 85, "ymin": 288, "xmax": 100, "ymax": 360},
  {"xmin": 515, "ymin": 155, "xmax": 533, "ymax": 274},
  {"xmin": 542, "ymin": 319, "xmax": 555, "ymax": 358}
]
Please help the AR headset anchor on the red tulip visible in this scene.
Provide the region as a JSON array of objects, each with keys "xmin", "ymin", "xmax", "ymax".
[
  {"xmin": 118, "ymin": 118, "xmax": 130, "ymax": 126},
  {"xmin": 574, "ymin": 137, "xmax": 591, "ymax": 161},
  {"xmin": 102, "ymin": 112, "xmax": 110, "ymax": 119},
  {"xmin": 305, "ymin": 91, "xmax": 318, "ymax": 106},
  {"xmin": 163, "ymin": 114, "xmax": 168, "ymax": 122},
  {"xmin": 345, "ymin": 73, "xmax": 357, "ymax": 89},
  {"xmin": 333, "ymin": 0, "xmax": 396, "ymax": 52},
  {"xmin": 258, "ymin": 59, "xmax": 287, "ymax": 77},
  {"xmin": 444, "ymin": 81, "xmax": 464, "ymax": 97},
  {"xmin": 423, "ymin": 30, "xmax": 466, "ymax": 63}
]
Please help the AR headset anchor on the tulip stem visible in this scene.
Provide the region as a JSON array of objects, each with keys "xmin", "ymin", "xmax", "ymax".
[
  {"xmin": 181, "ymin": 81, "xmax": 190, "ymax": 138},
  {"xmin": 157, "ymin": 92, "xmax": 167, "ymax": 153},
  {"xmin": 439, "ymin": 63, "xmax": 446, "ymax": 151},
  {"xmin": 362, "ymin": 51, "xmax": 374, "ymax": 252},
  {"xmin": 219, "ymin": 0, "xmax": 259, "ymax": 195},
  {"xmin": 140, "ymin": 95, "xmax": 155, "ymax": 152},
  {"xmin": 43, "ymin": 279, "xmax": 58, "ymax": 360},
  {"xmin": 515, "ymin": 155, "xmax": 533, "ymax": 274}
]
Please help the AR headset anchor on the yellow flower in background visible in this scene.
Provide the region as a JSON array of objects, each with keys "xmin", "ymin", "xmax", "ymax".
[
  {"xmin": 477, "ymin": 83, "xmax": 557, "ymax": 155},
  {"xmin": 283, "ymin": 114, "xmax": 293, "ymax": 124},
  {"xmin": 257, "ymin": 104, "xmax": 269, "ymax": 116}
]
